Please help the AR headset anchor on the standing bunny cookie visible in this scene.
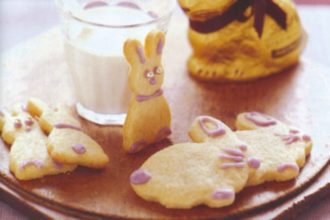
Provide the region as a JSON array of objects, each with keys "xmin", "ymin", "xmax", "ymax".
[{"xmin": 123, "ymin": 31, "xmax": 171, "ymax": 153}]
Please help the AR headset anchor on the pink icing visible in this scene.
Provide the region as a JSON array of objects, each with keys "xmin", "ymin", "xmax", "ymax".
[
  {"xmin": 244, "ymin": 112, "xmax": 277, "ymax": 127},
  {"xmin": 224, "ymin": 148, "xmax": 244, "ymax": 157},
  {"xmin": 275, "ymin": 133, "xmax": 300, "ymax": 145},
  {"xmin": 212, "ymin": 188, "xmax": 234, "ymax": 200},
  {"xmin": 149, "ymin": 77, "xmax": 157, "ymax": 85},
  {"xmin": 238, "ymin": 144, "xmax": 248, "ymax": 151},
  {"xmin": 84, "ymin": 1, "xmax": 108, "ymax": 10},
  {"xmin": 130, "ymin": 169, "xmax": 151, "ymax": 185},
  {"xmin": 247, "ymin": 157, "xmax": 261, "ymax": 169},
  {"xmin": 130, "ymin": 141, "xmax": 148, "ymax": 153},
  {"xmin": 53, "ymin": 161, "xmax": 63, "ymax": 169},
  {"xmin": 198, "ymin": 116, "xmax": 226, "ymax": 138},
  {"xmin": 136, "ymin": 46, "xmax": 146, "ymax": 64},
  {"xmin": 136, "ymin": 89, "xmax": 163, "ymax": 102},
  {"xmin": 219, "ymin": 153, "xmax": 243, "ymax": 162},
  {"xmin": 25, "ymin": 118, "xmax": 34, "ymax": 126},
  {"xmin": 277, "ymin": 163, "xmax": 299, "ymax": 173},
  {"xmin": 157, "ymin": 37, "xmax": 164, "ymax": 55},
  {"xmin": 14, "ymin": 119, "xmax": 22, "ymax": 129},
  {"xmin": 72, "ymin": 144, "xmax": 86, "ymax": 154},
  {"xmin": 155, "ymin": 127, "xmax": 171, "ymax": 142},
  {"xmin": 19, "ymin": 160, "xmax": 44, "ymax": 171},
  {"xmin": 117, "ymin": 1, "xmax": 141, "ymax": 10},
  {"xmin": 220, "ymin": 162, "xmax": 245, "ymax": 169},
  {"xmin": 302, "ymin": 134, "xmax": 311, "ymax": 142},
  {"xmin": 54, "ymin": 124, "xmax": 82, "ymax": 131}
]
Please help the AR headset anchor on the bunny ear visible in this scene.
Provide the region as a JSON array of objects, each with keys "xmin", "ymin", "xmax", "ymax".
[
  {"xmin": 189, "ymin": 116, "xmax": 230, "ymax": 143},
  {"xmin": 123, "ymin": 39, "xmax": 146, "ymax": 66},
  {"xmin": 145, "ymin": 31, "xmax": 165, "ymax": 60}
]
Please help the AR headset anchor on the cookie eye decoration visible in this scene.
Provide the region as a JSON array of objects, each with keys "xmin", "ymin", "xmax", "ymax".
[
  {"xmin": 154, "ymin": 66, "xmax": 163, "ymax": 75},
  {"xmin": 144, "ymin": 70, "xmax": 155, "ymax": 79},
  {"xmin": 144, "ymin": 70, "xmax": 157, "ymax": 85}
]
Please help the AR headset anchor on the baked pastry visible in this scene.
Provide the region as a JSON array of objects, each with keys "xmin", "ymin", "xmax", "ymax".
[{"xmin": 178, "ymin": 0, "xmax": 306, "ymax": 81}]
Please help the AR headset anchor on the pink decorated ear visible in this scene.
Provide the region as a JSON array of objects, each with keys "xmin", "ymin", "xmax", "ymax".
[
  {"xmin": 136, "ymin": 46, "xmax": 146, "ymax": 64},
  {"xmin": 198, "ymin": 116, "xmax": 226, "ymax": 137},
  {"xmin": 157, "ymin": 37, "xmax": 164, "ymax": 55}
]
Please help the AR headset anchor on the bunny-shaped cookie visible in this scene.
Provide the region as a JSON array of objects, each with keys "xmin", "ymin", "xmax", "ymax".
[
  {"xmin": 178, "ymin": 0, "xmax": 305, "ymax": 81},
  {"xmin": 123, "ymin": 31, "xmax": 171, "ymax": 153},
  {"xmin": 130, "ymin": 116, "xmax": 249, "ymax": 208}
]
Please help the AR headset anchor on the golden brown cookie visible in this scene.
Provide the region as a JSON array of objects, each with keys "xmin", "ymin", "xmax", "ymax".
[
  {"xmin": 179, "ymin": 0, "xmax": 306, "ymax": 81},
  {"xmin": 123, "ymin": 31, "xmax": 171, "ymax": 153}
]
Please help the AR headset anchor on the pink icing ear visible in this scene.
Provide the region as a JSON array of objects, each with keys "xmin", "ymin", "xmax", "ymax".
[
  {"xmin": 244, "ymin": 112, "xmax": 277, "ymax": 127},
  {"xmin": 136, "ymin": 46, "xmax": 146, "ymax": 64},
  {"xmin": 198, "ymin": 116, "xmax": 226, "ymax": 138},
  {"xmin": 157, "ymin": 37, "xmax": 164, "ymax": 55}
]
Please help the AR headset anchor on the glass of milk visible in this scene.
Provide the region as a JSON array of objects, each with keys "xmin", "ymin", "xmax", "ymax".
[{"xmin": 55, "ymin": 0, "xmax": 175, "ymax": 125}]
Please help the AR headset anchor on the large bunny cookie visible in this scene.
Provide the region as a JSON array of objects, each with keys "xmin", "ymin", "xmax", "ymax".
[
  {"xmin": 27, "ymin": 98, "xmax": 109, "ymax": 169},
  {"xmin": 0, "ymin": 108, "xmax": 76, "ymax": 180},
  {"xmin": 178, "ymin": 0, "xmax": 305, "ymax": 81},
  {"xmin": 130, "ymin": 116, "xmax": 249, "ymax": 208},
  {"xmin": 123, "ymin": 31, "xmax": 171, "ymax": 153},
  {"xmin": 235, "ymin": 112, "xmax": 312, "ymax": 186}
]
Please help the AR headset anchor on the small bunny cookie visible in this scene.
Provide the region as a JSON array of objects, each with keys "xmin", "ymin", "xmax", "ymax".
[
  {"xmin": 1, "ymin": 109, "xmax": 76, "ymax": 180},
  {"xmin": 123, "ymin": 31, "xmax": 171, "ymax": 153},
  {"xmin": 27, "ymin": 98, "xmax": 109, "ymax": 169},
  {"xmin": 130, "ymin": 116, "xmax": 249, "ymax": 208},
  {"xmin": 27, "ymin": 98, "xmax": 81, "ymax": 134},
  {"xmin": 235, "ymin": 112, "xmax": 312, "ymax": 186}
]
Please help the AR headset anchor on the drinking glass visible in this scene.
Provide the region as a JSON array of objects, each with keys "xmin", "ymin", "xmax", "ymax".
[{"xmin": 55, "ymin": 0, "xmax": 175, "ymax": 125}]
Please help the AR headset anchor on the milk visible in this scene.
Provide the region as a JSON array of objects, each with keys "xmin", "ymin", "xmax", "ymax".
[{"xmin": 65, "ymin": 6, "xmax": 155, "ymax": 117}]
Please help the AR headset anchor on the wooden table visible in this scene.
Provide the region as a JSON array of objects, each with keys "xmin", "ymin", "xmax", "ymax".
[{"xmin": 0, "ymin": 1, "xmax": 330, "ymax": 219}]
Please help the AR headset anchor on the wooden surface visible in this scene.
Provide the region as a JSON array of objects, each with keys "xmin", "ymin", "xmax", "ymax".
[{"xmin": 1, "ymin": 10, "xmax": 330, "ymax": 219}]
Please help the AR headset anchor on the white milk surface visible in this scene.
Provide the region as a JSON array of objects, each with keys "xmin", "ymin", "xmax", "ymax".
[{"xmin": 65, "ymin": 6, "xmax": 154, "ymax": 114}]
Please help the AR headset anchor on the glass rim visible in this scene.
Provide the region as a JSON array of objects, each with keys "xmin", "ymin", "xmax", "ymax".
[{"xmin": 58, "ymin": 0, "xmax": 176, "ymax": 29}]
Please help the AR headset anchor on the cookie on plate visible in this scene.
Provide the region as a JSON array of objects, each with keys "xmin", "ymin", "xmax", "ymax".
[
  {"xmin": 130, "ymin": 116, "xmax": 249, "ymax": 208},
  {"xmin": 27, "ymin": 98, "xmax": 81, "ymax": 134},
  {"xmin": 123, "ymin": 31, "xmax": 171, "ymax": 153},
  {"xmin": 1, "ymin": 109, "xmax": 76, "ymax": 180},
  {"xmin": 48, "ymin": 128, "xmax": 109, "ymax": 169},
  {"xmin": 235, "ymin": 112, "xmax": 312, "ymax": 186},
  {"xmin": 27, "ymin": 98, "xmax": 109, "ymax": 169}
]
